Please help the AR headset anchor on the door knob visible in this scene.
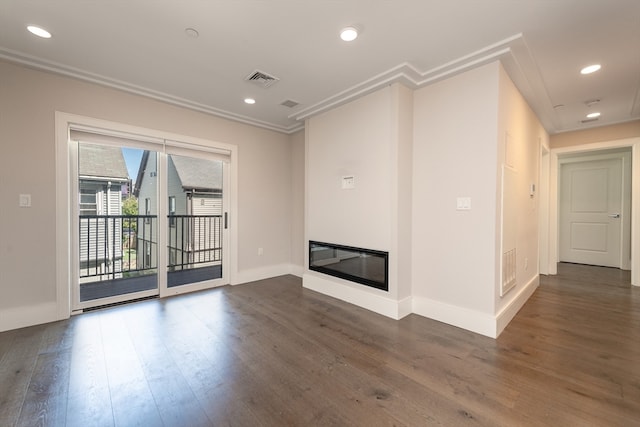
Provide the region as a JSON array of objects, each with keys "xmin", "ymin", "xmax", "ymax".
[{"xmin": 609, "ymin": 213, "xmax": 621, "ymax": 218}]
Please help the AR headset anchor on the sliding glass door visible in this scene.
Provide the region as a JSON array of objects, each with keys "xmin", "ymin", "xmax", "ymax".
[
  {"xmin": 165, "ymin": 153, "xmax": 225, "ymax": 291},
  {"xmin": 71, "ymin": 133, "xmax": 229, "ymax": 311},
  {"xmin": 76, "ymin": 142, "xmax": 158, "ymax": 306}
]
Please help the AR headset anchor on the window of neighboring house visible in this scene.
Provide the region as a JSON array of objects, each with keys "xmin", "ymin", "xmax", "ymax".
[
  {"xmin": 79, "ymin": 188, "xmax": 98, "ymax": 215},
  {"xmin": 169, "ymin": 196, "xmax": 176, "ymax": 227},
  {"xmin": 145, "ymin": 198, "xmax": 151, "ymax": 224}
]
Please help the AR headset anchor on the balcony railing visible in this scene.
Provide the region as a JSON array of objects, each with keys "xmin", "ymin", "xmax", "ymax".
[
  {"xmin": 79, "ymin": 215, "xmax": 157, "ymax": 281},
  {"xmin": 168, "ymin": 215, "xmax": 223, "ymax": 272},
  {"xmin": 79, "ymin": 214, "xmax": 223, "ymax": 281}
]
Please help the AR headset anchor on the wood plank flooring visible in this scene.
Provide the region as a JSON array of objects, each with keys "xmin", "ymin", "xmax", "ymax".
[{"xmin": 1, "ymin": 263, "xmax": 639, "ymax": 426}]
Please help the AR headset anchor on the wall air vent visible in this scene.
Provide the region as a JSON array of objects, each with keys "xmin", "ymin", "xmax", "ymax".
[
  {"xmin": 280, "ymin": 99, "xmax": 300, "ymax": 108},
  {"xmin": 245, "ymin": 69, "xmax": 280, "ymax": 88}
]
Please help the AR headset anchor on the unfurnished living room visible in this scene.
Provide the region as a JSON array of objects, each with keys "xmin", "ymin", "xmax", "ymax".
[{"xmin": 1, "ymin": 1, "xmax": 639, "ymax": 426}]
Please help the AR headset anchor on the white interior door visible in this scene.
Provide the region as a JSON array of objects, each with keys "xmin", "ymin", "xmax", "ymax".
[{"xmin": 559, "ymin": 158, "xmax": 623, "ymax": 267}]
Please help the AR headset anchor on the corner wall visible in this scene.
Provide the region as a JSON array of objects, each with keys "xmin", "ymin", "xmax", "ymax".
[
  {"xmin": 303, "ymin": 83, "xmax": 413, "ymax": 319},
  {"xmin": 494, "ymin": 63, "xmax": 548, "ymax": 335},
  {"xmin": 290, "ymin": 129, "xmax": 305, "ymax": 276},
  {"xmin": 304, "ymin": 61, "xmax": 547, "ymax": 338},
  {"xmin": 412, "ymin": 62, "xmax": 501, "ymax": 336}
]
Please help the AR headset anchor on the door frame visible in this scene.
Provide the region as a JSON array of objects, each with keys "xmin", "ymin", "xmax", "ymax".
[
  {"xmin": 55, "ymin": 112, "xmax": 238, "ymax": 317},
  {"xmin": 545, "ymin": 136, "xmax": 640, "ymax": 286}
]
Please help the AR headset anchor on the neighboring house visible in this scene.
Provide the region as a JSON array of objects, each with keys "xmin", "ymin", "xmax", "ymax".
[
  {"xmin": 134, "ymin": 151, "xmax": 223, "ymax": 272},
  {"xmin": 78, "ymin": 143, "xmax": 129, "ymax": 280}
]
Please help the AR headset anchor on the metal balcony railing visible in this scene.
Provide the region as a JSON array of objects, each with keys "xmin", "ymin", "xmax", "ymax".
[
  {"xmin": 168, "ymin": 215, "xmax": 223, "ymax": 272},
  {"xmin": 79, "ymin": 215, "xmax": 157, "ymax": 280},
  {"xmin": 79, "ymin": 214, "xmax": 222, "ymax": 281}
]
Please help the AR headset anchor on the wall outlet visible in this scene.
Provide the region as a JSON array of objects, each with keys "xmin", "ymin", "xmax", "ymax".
[
  {"xmin": 524, "ymin": 257, "xmax": 528, "ymax": 270},
  {"xmin": 258, "ymin": 247, "xmax": 264, "ymax": 256}
]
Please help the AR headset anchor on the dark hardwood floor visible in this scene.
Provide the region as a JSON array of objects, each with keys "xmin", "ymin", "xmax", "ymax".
[{"xmin": 1, "ymin": 263, "xmax": 639, "ymax": 426}]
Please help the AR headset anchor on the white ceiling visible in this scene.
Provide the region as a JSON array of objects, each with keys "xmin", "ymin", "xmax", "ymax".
[{"xmin": 1, "ymin": 0, "xmax": 639, "ymax": 134}]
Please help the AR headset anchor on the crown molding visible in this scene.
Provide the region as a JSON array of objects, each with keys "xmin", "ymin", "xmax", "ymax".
[
  {"xmin": 290, "ymin": 33, "xmax": 561, "ymax": 136},
  {"xmin": 293, "ymin": 34, "xmax": 536, "ymax": 122},
  {"xmin": 0, "ymin": 47, "xmax": 304, "ymax": 135},
  {"xmin": 1, "ymin": 33, "xmax": 555, "ymax": 136}
]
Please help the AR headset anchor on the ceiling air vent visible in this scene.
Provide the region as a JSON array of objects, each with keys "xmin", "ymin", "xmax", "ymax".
[
  {"xmin": 245, "ymin": 69, "xmax": 279, "ymax": 88},
  {"xmin": 280, "ymin": 99, "xmax": 300, "ymax": 108},
  {"xmin": 581, "ymin": 118, "xmax": 599, "ymax": 124}
]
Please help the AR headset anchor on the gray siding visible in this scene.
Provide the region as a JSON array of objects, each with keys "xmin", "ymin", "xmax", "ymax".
[
  {"xmin": 137, "ymin": 152, "xmax": 223, "ymax": 270},
  {"xmin": 191, "ymin": 195, "xmax": 223, "ymax": 264},
  {"xmin": 136, "ymin": 151, "xmax": 159, "ymax": 270},
  {"xmin": 168, "ymin": 157, "xmax": 188, "ymax": 214},
  {"xmin": 79, "ymin": 180, "xmax": 123, "ymax": 278},
  {"xmin": 192, "ymin": 196, "xmax": 222, "ymax": 216}
]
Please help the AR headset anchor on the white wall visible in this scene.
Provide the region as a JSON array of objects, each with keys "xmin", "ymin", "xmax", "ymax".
[
  {"xmin": 494, "ymin": 63, "xmax": 548, "ymax": 333},
  {"xmin": 304, "ymin": 84, "xmax": 413, "ymax": 318},
  {"xmin": 303, "ymin": 62, "xmax": 545, "ymax": 337},
  {"xmin": 411, "ymin": 62, "xmax": 546, "ymax": 337},
  {"xmin": 306, "ymin": 87, "xmax": 393, "ymax": 250},
  {"xmin": 392, "ymin": 84, "xmax": 414, "ymax": 306},
  {"xmin": 290, "ymin": 130, "xmax": 305, "ymax": 275},
  {"xmin": 0, "ymin": 59, "xmax": 299, "ymax": 331},
  {"xmin": 412, "ymin": 62, "xmax": 500, "ymax": 332}
]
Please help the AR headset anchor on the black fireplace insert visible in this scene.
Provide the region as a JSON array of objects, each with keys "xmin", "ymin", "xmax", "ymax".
[{"xmin": 309, "ymin": 240, "xmax": 388, "ymax": 291}]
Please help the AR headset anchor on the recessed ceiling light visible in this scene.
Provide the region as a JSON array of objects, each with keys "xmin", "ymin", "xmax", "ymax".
[
  {"xmin": 580, "ymin": 64, "xmax": 601, "ymax": 75},
  {"xmin": 340, "ymin": 27, "xmax": 358, "ymax": 42},
  {"xmin": 586, "ymin": 112, "xmax": 601, "ymax": 118},
  {"xmin": 244, "ymin": 98, "xmax": 256, "ymax": 105},
  {"xmin": 27, "ymin": 25, "xmax": 51, "ymax": 39}
]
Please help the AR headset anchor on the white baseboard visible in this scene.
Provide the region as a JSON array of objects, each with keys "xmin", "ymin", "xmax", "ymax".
[
  {"xmin": 0, "ymin": 301, "xmax": 62, "ymax": 332},
  {"xmin": 397, "ymin": 296, "xmax": 413, "ymax": 319},
  {"xmin": 289, "ymin": 264, "xmax": 304, "ymax": 278},
  {"xmin": 232, "ymin": 263, "xmax": 300, "ymax": 285},
  {"xmin": 496, "ymin": 274, "xmax": 539, "ymax": 336},
  {"xmin": 411, "ymin": 275, "xmax": 539, "ymax": 339},
  {"xmin": 412, "ymin": 296, "xmax": 498, "ymax": 338},
  {"xmin": 0, "ymin": 269, "xmax": 537, "ymax": 338},
  {"xmin": 303, "ymin": 273, "xmax": 407, "ymax": 320}
]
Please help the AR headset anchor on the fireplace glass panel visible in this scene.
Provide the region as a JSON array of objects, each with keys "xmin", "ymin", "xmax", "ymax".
[{"xmin": 309, "ymin": 241, "xmax": 388, "ymax": 291}]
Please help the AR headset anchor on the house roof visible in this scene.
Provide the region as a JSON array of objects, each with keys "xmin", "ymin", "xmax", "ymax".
[
  {"xmin": 170, "ymin": 155, "xmax": 222, "ymax": 192},
  {"xmin": 133, "ymin": 151, "xmax": 222, "ymax": 196},
  {"xmin": 78, "ymin": 143, "xmax": 129, "ymax": 180}
]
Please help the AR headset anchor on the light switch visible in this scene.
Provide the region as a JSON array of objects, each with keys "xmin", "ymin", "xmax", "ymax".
[
  {"xmin": 456, "ymin": 197, "xmax": 471, "ymax": 211},
  {"xmin": 19, "ymin": 194, "xmax": 32, "ymax": 208}
]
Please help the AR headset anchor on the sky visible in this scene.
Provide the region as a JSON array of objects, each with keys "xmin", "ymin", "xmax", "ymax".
[{"xmin": 122, "ymin": 147, "xmax": 143, "ymax": 184}]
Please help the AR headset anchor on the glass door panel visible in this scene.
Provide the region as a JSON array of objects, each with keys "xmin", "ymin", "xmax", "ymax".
[
  {"xmin": 166, "ymin": 154, "xmax": 224, "ymax": 288},
  {"xmin": 77, "ymin": 142, "xmax": 158, "ymax": 305}
]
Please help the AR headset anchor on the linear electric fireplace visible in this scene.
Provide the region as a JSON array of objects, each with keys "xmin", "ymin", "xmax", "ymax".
[{"xmin": 309, "ymin": 241, "xmax": 388, "ymax": 291}]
